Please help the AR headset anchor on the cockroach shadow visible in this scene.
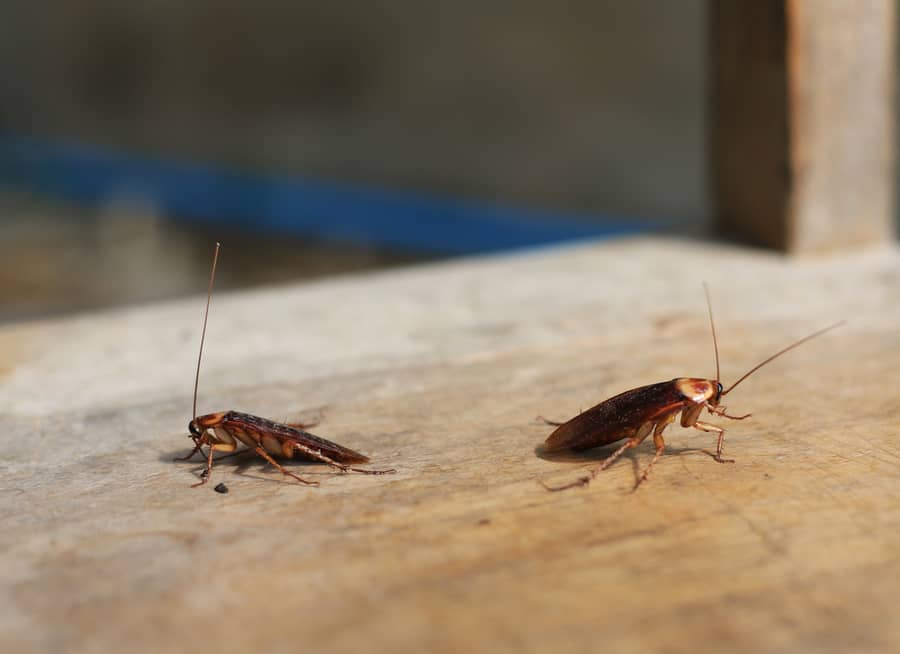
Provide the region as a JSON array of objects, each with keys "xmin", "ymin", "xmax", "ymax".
[{"xmin": 534, "ymin": 435, "xmax": 712, "ymax": 489}]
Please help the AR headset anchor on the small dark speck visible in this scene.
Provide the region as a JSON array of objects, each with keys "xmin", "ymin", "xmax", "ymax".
[
  {"xmin": 214, "ymin": 483, "xmax": 229, "ymax": 494},
  {"xmin": 477, "ymin": 518, "xmax": 491, "ymax": 526},
  {"xmin": 764, "ymin": 473, "xmax": 772, "ymax": 479}
]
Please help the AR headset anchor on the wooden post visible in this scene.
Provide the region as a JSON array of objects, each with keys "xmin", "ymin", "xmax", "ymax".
[{"xmin": 712, "ymin": 0, "xmax": 895, "ymax": 253}]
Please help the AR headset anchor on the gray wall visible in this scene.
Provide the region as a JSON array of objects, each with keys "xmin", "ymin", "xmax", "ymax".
[{"xmin": 0, "ymin": 1, "xmax": 707, "ymax": 228}]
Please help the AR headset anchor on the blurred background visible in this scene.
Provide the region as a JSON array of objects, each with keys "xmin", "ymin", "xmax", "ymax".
[{"xmin": 1, "ymin": 1, "xmax": 881, "ymax": 323}]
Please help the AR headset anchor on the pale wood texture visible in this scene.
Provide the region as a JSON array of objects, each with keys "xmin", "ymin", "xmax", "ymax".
[
  {"xmin": 2, "ymin": 238, "xmax": 899, "ymax": 654},
  {"xmin": 713, "ymin": 0, "xmax": 895, "ymax": 252}
]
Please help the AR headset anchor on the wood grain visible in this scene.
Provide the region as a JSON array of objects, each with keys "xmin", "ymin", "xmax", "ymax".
[
  {"xmin": 1, "ymin": 238, "xmax": 899, "ymax": 653},
  {"xmin": 712, "ymin": 0, "xmax": 895, "ymax": 252}
]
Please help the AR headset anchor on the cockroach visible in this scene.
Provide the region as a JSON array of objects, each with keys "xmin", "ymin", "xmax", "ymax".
[
  {"xmin": 176, "ymin": 242, "xmax": 395, "ymax": 488},
  {"xmin": 540, "ymin": 286, "xmax": 843, "ymax": 491}
]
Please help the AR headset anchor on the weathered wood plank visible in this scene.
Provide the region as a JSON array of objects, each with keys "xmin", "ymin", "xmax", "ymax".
[
  {"xmin": 1, "ymin": 238, "xmax": 899, "ymax": 653},
  {"xmin": 713, "ymin": 0, "xmax": 895, "ymax": 252}
]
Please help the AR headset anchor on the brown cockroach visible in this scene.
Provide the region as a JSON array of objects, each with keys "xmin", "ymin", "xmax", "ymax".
[
  {"xmin": 540, "ymin": 286, "xmax": 843, "ymax": 491},
  {"xmin": 176, "ymin": 242, "xmax": 395, "ymax": 488}
]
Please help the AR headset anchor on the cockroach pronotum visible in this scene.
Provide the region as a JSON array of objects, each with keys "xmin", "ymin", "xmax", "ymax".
[
  {"xmin": 540, "ymin": 286, "xmax": 843, "ymax": 491},
  {"xmin": 176, "ymin": 242, "xmax": 396, "ymax": 488}
]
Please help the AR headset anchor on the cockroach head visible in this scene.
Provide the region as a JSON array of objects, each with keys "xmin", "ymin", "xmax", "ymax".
[
  {"xmin": 188, "ymin": 420, "xmax": 201, "ymax": 438},
  {"xmin": 714, "ymin": 381, "xmax": 724, "ymax": 404}
]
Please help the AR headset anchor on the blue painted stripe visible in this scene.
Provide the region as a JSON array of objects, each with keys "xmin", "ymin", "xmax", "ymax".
[{"xmin": 0, "ymin": 135, "xmax": 650, "ymax": 254}]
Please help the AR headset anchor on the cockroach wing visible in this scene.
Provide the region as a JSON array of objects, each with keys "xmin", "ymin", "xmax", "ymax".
[
  {"xmin": 544, "ymin": 381, "xmax": 687, "ymax": 452},
  {"xmin": 223, "ymin": 412, "xmax": 370, "ymax": 464}
]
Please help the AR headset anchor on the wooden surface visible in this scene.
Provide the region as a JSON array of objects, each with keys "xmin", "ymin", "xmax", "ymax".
[
  {"xmin": 712, "ymin": 0, "xmax": 895, "ymax": 252},
  {"xmin": 2, "ymin": 237, "xmax": 899, "ymax": 654}
]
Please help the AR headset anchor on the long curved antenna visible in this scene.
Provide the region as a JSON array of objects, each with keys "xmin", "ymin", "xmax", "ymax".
[
  {"xmin": 722, "ymin": 320, "xmax": 845, "ymax": 396},
  {"xmin": 193, "ymin": 242, "xmax": 221, "ymax": 421},
  {"xmin": 703, "ymin": 283, "xmax": 720, "ymax": 384}
]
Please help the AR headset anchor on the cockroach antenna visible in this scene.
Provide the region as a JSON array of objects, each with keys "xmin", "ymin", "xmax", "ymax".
[
  {"xmin": 193, "ymin": 242, "xmax": 220, "ymax": 424},
  {"xmin": 703, "ymin": 282, "xmax": 720, "ymax": 386},
  {"xmin": 721, "ymin": 320, "xmax": 845, "ymax": 397}
]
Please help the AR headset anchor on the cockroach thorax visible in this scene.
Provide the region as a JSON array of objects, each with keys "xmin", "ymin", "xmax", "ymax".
[
  {"xmin": 674, "ymin": 378, "xmax": 718, "ymax": 404},
  {"xmin": 190, "ymin": 411, "xmax": 229, "ymax": 438},
  {"xmin": 195, "ymin": 411, "xmax": 229, "ymax": 429}
]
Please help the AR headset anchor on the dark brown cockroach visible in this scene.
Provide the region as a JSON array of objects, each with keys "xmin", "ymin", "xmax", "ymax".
[
  {"xmin": 540, "ymin": 286, "xmax": 843, "ymax": 491},
  {"xmin": 176, "ymin": 242, "xmax": 395, "ymax": 488}
]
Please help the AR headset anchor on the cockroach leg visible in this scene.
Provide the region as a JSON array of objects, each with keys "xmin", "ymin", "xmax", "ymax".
[
  {"xmin": 252, "ymin": 447, "xmax": 320, "ymax": 486},
  {"xmin": 209, "ymin": 449, "xmax": 246, "ymax": 462},
  {"xmin": 174, "ymin": 440, "xmax": 205, "ymax": 462},
  {"xmin": 708, "ymin": 404, "xmax": 751, "ymax": 420},
  {"xmin": 633, "ymin": 414, "xmax": 675, "ymax": 489},
  {"xmin": 543, "ymin": 423, "xmax": 655, "ymax": 492},
  {"xmin": 681, "ymin": 402, "xmax": 704, "ymax": 428},
  {"xmin": 285, "ymin": 419, "xmax": 321, "ymax": 430},
  {"xmin": 540, "ymin": 477, "xmax": 589, "ymax": 492},
  {"xmin": 347, "ymin": 466, "xmax": 396, "ymax": 475},
  {"xmin": 289, "ymin": 440, "xmax": 396, "ymax": 476},
  {"xmin": 692, "ymin": 420, "xmax": 734, "ymax": 463},
  {"xmin": 177, "ymin": 446, "xmax": 244, "ymax": 473},
  {"xmin": 542, "ymin": 440, "xmax": 636, "ymax": 491},
  {"xmin": 285, "ymin": 407, "xmax": 327, "ymax": 430},
  {"xmin": 191, "ymin": 441, "xmax": 239, "ymax": 487},
  {"xmin": 634, "ymin": 428, "xmax": 668, "ymax": 490},
  {"xmin": 191, "ymin": 446, "xmax": 218, "ymax": 488}
]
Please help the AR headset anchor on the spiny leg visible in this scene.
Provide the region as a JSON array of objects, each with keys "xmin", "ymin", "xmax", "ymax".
[
  {"xmin": 191, "ymin": 445, "xmax": 217, "ymax": 488},
  {"xmin": 174, "ymin": 439, "xmax": 204, "ymax": 462},
  {"xmin": 290, "ymin": 441, "xmax": 395, "ymax": 476},
  {"xmin": 190, "ymin": 442, "xmax": 237, "ymax": 487},
  {"xmin": 542, "ymin": 424, "xmax": 654, "ymax": 492},
  {"xmin": 253, "ymin": 447, "xmax": 320, "ymax": 486},
  {"xmin": 208, "ymin": 449, "xmax": 248, "ymax": 463},
  {"xmin": 537, "ymin": 407, "xmax": 588, "ymax": 427},
  {"xmin": 708, "ymin": 404, "xmax": 751, "ymax": 420},
  {"xmin": 285, "ymin": 418, "xmax": 321, "ymax": 430},
  {"xmin": 693, "ymin": 420, "xmax": 734, "ymax": 463},
  {"xmin": 541, "ymin": 440, "xmax": 632, "ymax": 491},
  {"xmin": 634, "ymin": 428, "xmax": 667, "ymax": 490},
  {"xmin": 343, "ymin": 465, "xmax": 396, "ymax": 475},
  {"xmin": 536, "ymin": 415, "xmax": 565, "ymax": 427},
  {"xmin": 286, "ymin": 407, "xmax": 327, "ymax": 430}
]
